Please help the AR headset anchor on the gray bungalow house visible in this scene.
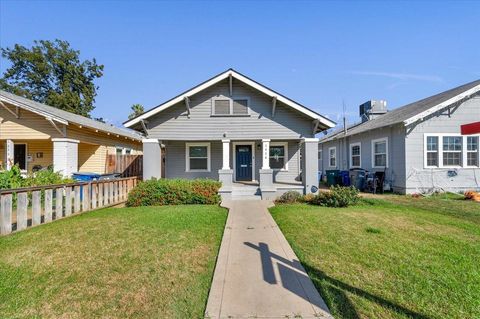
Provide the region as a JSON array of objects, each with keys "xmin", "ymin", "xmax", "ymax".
[
  {"xmin": 319, "ymin": 80, "xmax": 480, "ymax": 194},
  {"xmin": 124, "ymin": 69, "xmax": 335, "ymax": 199}
]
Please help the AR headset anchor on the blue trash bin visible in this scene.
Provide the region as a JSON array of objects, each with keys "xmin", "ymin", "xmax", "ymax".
[
  {"xmin": 72, "ymin": 172, "xmax": 101, "ymax": 200},
  {"xmin": 339, "ymin": 171, "xmax": 351, "ymax": 186}
]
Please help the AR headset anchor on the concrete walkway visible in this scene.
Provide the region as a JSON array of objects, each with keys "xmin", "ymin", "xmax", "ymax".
[{"xmin": 205, "ymin": 200, "xmax": 332, "ymax": 319}]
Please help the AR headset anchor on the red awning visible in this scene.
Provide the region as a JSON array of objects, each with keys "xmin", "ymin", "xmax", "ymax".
[{"xmin": 461, "ymin": 122, "xmax": 480, "ymax": 135}]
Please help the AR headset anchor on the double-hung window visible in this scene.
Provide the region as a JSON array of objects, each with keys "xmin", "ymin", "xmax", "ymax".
[
  {"xmin": 328, "ymin": 147, "xmax": 336, "ymax": 167},
  {"xmin": 442, "ymin": 136, "xmax": 462, "ymax": 166},
  {"xmin": 426, "ymin": 136, "xmax": 439, "ymax": 167},
  {"xmin": 372, "ymin": 138, "xmax": 388, "ymax": 168},
  {"xmin": 212, "ymin": 97, "xmax": 249, "ymax": 116},
  {"xmin": 467, "ymin": 136, "xmax": 479, "ymax": 167},
  {"xmin": 186, "ymin": 143, "xmax": 210, "ymax": 172},
  {"xmin": 350, "ymin": 143, "xmax": 361, "ymax": 168},
  {"xmin": 269, "ymin": 143, "xmax": 288, "ymax": 170}
]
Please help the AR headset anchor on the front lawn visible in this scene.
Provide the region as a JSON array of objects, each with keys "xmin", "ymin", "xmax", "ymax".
[
  {"xmin": 270, "ymin": 196, "xmax": 480, "ymax": 319},
  {"xmin": 0, "ymin": 205, "xmax": 227, "ymax": 318}
]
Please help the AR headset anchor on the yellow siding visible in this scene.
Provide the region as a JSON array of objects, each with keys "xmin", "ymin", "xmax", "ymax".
[
  {"xmin": 0, "ymin": 104, "xmax": 62, "ymax": 139},
  {"xmin": 78, "ymin": 143, "xmax": 107, "ymax": 174},
  {"xmin": 67, "ymin": 126, "xmax": 142, "ymax": 152}
]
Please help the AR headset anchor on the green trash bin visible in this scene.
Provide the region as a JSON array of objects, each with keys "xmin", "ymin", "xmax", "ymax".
[{"xmin": 325, "ymin": 170, "xmax": 340, "ymax": 186}]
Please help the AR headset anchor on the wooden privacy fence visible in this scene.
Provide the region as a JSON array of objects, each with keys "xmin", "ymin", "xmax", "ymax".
[
  {"xmin": 0, "ymin": 176, "xmax": 139, "ymax": 236},
  {"xmin": 106, "ymin": 155, "xmax": 143, "ymax": 177}
]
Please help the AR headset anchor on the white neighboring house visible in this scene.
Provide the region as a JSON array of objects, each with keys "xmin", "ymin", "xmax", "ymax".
[{"xmin": 319, "ymin": 79, "xmax": 480, "ymax": 194}]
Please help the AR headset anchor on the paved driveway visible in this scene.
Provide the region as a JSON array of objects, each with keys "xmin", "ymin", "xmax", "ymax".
[{"xmin": 205, "ymin": 200, "xmax": 332, "ymax": 319}]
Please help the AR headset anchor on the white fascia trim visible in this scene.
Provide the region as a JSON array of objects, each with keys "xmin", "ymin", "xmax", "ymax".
[
  {"xmin": 124, "ymin": 70, "xmax": 336, "ymax": 129},
  {"xmin": 51, "ymin": 138, "xmax": 80, "ymax": 143},
  {"xmin": 303, "ymin": 138, "xmax": 320, "ymax": 142},
  {"xmin": 0, "ymin": 95, "xmax": 69, "ymax": 125},
  {"xmin": 142, "ymin": 138, "xmax": 160, "ymax": 143},
  {"xmin": 404, "ymin": 84, "xmax": 480, "ymax": 126}
]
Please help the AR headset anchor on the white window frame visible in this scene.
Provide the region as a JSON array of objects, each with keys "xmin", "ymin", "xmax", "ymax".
[
  {"xmin": 211, "ymin": 96, "xmax": 251, "ymax": 116},
  {"xmin": 185, "ymin": 142, "xmax": 211, "ymax": 172},
  {"xmin": 424, "ymin": 135, "xmax": 440, "ymax": 168},
  {"xmin": 466, "ymin": 136, "xmax": 480, "ymax": 168},
  {"xmin": 328, "ymin": 147, "xmax": 337, "ymax": 168},
  {"xmin": 269, "ymin": 142, "xmax": 289, "ymax": 171},
  {"xmin": 371, "ymin": 137, "xmax": 388, "ymax": 168},
  {"xmin": 349, "ymin": 142, "xmax": 361, "ymax": 168},
  {"xmin": 424, "ymin": 133, "xmax": 480, "ymax": 169}
]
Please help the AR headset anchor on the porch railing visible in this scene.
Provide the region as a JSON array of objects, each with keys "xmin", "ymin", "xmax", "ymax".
[{"xmin": 0, "ymin": 176, "xmax": 139, "ymax": 236}]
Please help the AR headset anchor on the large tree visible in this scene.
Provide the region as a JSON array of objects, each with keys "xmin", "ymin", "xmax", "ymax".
[
  {"xmin": 128, "ymin": 103, "xmax": 144, "ymax": 119},
  {"xmin": 0, "ymin": 39, "xmax": 104, "ymax": 117}
]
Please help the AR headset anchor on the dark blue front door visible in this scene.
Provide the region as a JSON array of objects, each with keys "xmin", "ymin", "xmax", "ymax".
[{"xmin": 236, "ymin": 145, "xmax": 252, "ymax": 181}]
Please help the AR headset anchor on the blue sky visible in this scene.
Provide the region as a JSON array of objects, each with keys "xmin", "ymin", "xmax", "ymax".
[{"xmin": 1, "ymin": 0, "xmax": 479, "ymax": 128}]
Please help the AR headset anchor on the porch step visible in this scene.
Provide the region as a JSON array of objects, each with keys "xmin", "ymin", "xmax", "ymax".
[
  {"xmin": 231, "ymin": 186, "xmax": 261, "ymax": 197},
  {"xmin": 230, "ymin": 195, "xmax": 262, "ymax": 201}
]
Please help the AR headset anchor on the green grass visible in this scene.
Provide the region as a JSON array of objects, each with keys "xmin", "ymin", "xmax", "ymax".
[
  {"xmin": 270, "ymin": 197, "xmax": 480, "ymax": 319},
  {"xmin": 0, "ymin": 205, "xmax": 227, "ymax": 319}
]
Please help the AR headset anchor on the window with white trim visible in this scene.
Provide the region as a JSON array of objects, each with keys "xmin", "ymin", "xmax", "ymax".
[
  {"xmin": 443, "ymin": 136, "xmax": 462, "ymax": 166},
  {"xmin": 269, "ymin": 142, "xmax": 288, "ymax": 170},
  {"xmin": 426, "ymin": 136, "xmax": 439, "ymax": 167},
  {"xmin": 328, "ymin": 147, "xmax": 336, "ymax": 167},
  {"xmin": 186, "ymin": 143, "xmax": 210, "ymax": 172},
  {"xmin": 350, "ymin": 143, "xmax": 361, "ymax": 168},
  {"xmin": 372, "ymin": 138, "xmax": 388, "ymax": 168},
  {"xmin": 467, "ymin": 136, "xmax": 479, "ymax": 167},
  {"xmin": 212, "ymin": 97, "xmax": 249, "ymax": 115}
]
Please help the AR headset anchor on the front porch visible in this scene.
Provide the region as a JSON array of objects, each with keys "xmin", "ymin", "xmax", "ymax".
[{"xmin": 142, "ymin": 138, "xmax": 319, "ymax": 200}]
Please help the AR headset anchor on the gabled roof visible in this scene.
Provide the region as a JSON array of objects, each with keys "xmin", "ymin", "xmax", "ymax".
[
  {"xmin": 320, "ymin": 79, "xmax": 480, "ymax": 143},
  {"xmin": 0, "ymin": 90, "xmax": 143, "ymax": 141},
  {"xmin": 123, "ymin": 68, "xmax": 336, "ymax": 130}
]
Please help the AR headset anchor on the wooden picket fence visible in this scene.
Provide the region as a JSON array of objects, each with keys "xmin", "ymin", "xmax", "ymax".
[
  {"xmin": 106, "ymin": 155, "xmax": 143, "ymax": 177},
  {"xmin": 0, "ymin": 176, "xmax": 139, "ymax": 236}
]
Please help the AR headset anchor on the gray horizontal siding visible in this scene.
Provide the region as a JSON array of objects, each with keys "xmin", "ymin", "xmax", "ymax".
[
  {"xmin": 404, "ymin": 96, "xmax": 480, "ymax": 193},
  {"xmin": 319, "ymin": 124, "xmax": 406, "ymax": 192},
  {"xmin": 146, "ymin": 79, "xmax": 315, "ymax": 140},
  {"xmin": 165, "ymin": 140, "xmax": 301, "ymax": 184}
]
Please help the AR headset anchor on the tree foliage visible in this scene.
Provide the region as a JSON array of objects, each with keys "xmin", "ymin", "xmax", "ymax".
[
  {"xmin": 0, "ymin": 39, "xmax": 104, "ymax": 117},
  {"xmin": 128, "ymin": 103, "xmax": 145, "ymax": 119}
]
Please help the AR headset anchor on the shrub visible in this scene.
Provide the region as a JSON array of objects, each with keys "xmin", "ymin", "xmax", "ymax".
[
  {"xmin": 311, "ymin": 185, "xmax": 360, "ymax": 207},
  {"xmin": 0, "ymin": 165, "xmax": 75, "ymax": 190},
  {"xmin": 126, "ymin": 178, "xmax": 222, "ymax": 207},
  {"xmin": 300, "ymin": 193, "xmax": 315, "ymax": 203},
  {"xmin": 276, "ymin": 191, "xmax": 302, "ymax": 204}
]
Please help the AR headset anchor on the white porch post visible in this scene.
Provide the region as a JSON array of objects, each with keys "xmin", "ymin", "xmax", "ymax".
[
  {"xmin": 52, "ymin": 138, "xmax": 79, "ymax": 177},
  {"xmin": 218, "ymin": 139, "xmax": 233, "ymax": 199},
  {"xmin": 142, "ymin": 139, "xmax": 162, "ymax": 180},
  {"xmin": 302, "ymin": 138, "xmax": 320, "ymax": 194},
  {"xmin": 262, "ymin": 139, "xmax": 270, "ymax": 169},
  {"xmin": 222, "ymin": 139, "xmax": 230, "ymax": 169},
  {"xmin": 5, "ymin": 140, "xmax": 14, "ymax": 170}
]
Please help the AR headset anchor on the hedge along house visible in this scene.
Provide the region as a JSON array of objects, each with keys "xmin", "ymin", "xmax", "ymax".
[
  {"xmin": 319, "ymin": 79, "xmax": 480, "ymax": 194},
  {"xmin": 0, "ymin": 90, "xmax": 143, "ymax": 177},
  {"xmin": 124, "ymin": 69, "xmax": 335, "ymax": 199}
]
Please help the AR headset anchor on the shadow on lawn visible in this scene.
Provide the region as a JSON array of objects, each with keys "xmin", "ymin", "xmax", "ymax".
[{"xmin": 302, "ymin": 263, "xmax": 432, "ymax": 319}]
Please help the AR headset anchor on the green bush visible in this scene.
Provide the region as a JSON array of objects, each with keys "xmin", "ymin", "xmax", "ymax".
[
  {"xmin": 311, "ymin": 185, "xmax": 360, "ymax": 207},
  {"xmin": 276, "ymin": 191, "xmax": 302, "ymax": 204},
  {"xmin": 0, "ymin": 165, "xmax": 73, "ymax": 190},
  {"xmin": 126, "ymin": 178, "xmax": 222, "ymax": 207}
]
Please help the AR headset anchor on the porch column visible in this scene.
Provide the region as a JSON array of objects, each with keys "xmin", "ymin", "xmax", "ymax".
[
  {"xmin": 142, "ymin": 139, "xmax": 162, "ymax": 180},
  {"xmin": 52, "ymin": 138, "xmax": 79, "ymax": 177},
  {"xmin": 259, "ymin": 139, "xmax": 275, "ymax": 199},
  {"xmin": 222, "ymin": 139, "xmax": 230, "ymax": 169},
  {"xmin": 5, "ymin": 140, "xmax": 14, "ymax": 170},
  {"xmin": 218, "ymin": 139, "xmax": 233, "ymax": 200},
  {"xmin": 302, "ymin": 138, "xmax": 319, "ymax": 194},
  {"xmin": 262, "ymin": 139, "xmax": 270, "ymax": 169}
]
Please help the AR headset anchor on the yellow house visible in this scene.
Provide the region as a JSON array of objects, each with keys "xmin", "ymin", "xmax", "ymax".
[{"xmin": 0, "ymin": 90, "xmax": 143, "ymax": 176}]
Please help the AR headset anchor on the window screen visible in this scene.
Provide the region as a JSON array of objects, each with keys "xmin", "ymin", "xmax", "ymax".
[
  {"xmin": 232, "ymin": 99, "xmax": 248, "ymax": 114},
  {"xmin": 214, "ymin": 99, "xmax": 230, "ymax": 115}
]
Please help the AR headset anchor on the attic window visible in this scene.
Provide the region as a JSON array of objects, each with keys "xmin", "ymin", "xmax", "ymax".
[{"xmin": 212, "ymin": 97, "xmax": 249, "ymax": 116}]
